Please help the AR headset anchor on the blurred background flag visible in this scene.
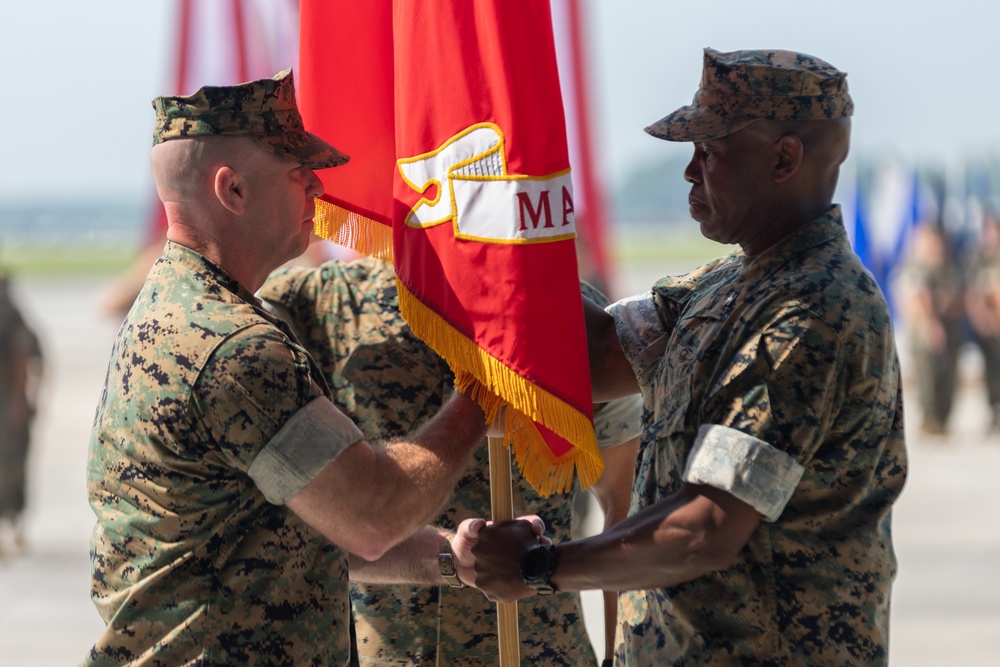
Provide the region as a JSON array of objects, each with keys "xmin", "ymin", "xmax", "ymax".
[
  {"xmin": 551, "ymin": 0, "xmax": 614, "ymax": 296},
  {"xmin": 299, "ymin": 0, "xmax": 602, "ymax": 497},
  {"xmin": 866, "ymin": 159, "xmax": 930, "ymax": 317},
  {"xmin": 841, "ymin": 163, "xmax": 873, "ymax": 274}
]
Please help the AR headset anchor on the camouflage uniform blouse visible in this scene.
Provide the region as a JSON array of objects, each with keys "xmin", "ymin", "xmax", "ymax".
[
  {"xmin": 86, "ymin": 242, "xmax": 363, "ymax": 667},
  {"xmin": 608, "ymin": 208, "xmax": 907, "ymax": 666},
  {"xmin": 260, "ymin": 257, "xmax": 641, "ymax": 667}
]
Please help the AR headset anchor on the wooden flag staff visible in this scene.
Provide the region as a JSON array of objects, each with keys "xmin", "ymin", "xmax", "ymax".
[{"xmin": 488, "ymin": 435, "xmax": 520, "ymax": 666}]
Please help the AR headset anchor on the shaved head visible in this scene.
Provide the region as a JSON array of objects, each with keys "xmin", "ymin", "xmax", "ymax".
[
  {"xmin": 740, "ymin": 118, "xmax": 851, "ymax": 165},
  {"xmin": 730, "ymin": 117, "xmax": 851, "ymax": 208},
  {"xmin": 149, "ymin": 135, "xmax": 282, "ymax": 268},
  {"xmin": 748, "ymin": 118, "xmax": 850, "ymax": 195},
  {"xmin": 149, "ymin": 133, "xmax": 324, "ymax": 290},
  {"xmin": 771, "ymin": 118, "xmax": 851, "ymax": 175},
  {"xmin": 150, "ymin": 136, "xmax": 265, "ymax": 204}
]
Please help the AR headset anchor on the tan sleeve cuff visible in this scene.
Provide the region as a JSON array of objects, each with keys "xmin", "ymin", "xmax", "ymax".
[
  {"xmin": 682, "ymin": 424, "xmax": 804, "ymax": 522},
  {"xmin": 608, "ymin": 291, "xmax": 669, "ymax": 390},
  {"xmin": 248, "ymin": 397, "xmax": 365, "ymax": 505},
  {"xmin": 593, "ymin": 395, "xmax": 643, "ymax": 449}
]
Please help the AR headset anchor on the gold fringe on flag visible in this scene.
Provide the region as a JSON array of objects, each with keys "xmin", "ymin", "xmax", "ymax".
[
  {"xmin": 313, "ymin": 198, "xmax": 394, "ymax": 262},
  {"xmin": 397, "ymin": 278, "xmax": 604, "ymax": 497}
]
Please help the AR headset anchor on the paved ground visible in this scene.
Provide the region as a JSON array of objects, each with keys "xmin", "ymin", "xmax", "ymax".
[{"xmin": 0, "ymin": 272, "xmax": 998, "ymax": 665}]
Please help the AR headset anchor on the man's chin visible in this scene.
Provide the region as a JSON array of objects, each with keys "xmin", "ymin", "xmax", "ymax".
[
  {"xmin": 691, "ymin": 207, "xmax": 718, "ymax": 233},
  {"xmin": 300, "ymin": 223, "xmax": 315, "ymax": 243},
  {"xmin": 696, "ymin": 218, "xmax": 717, "ymax": 241}
]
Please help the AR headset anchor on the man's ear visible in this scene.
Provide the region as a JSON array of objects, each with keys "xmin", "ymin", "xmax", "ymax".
[
  {"xmin": 215, "ymin": 166, "xmax": 247, "ymax": 214},
  {"xmin": 773, "ymin": 134, "xmax": 803, "ymax": 184}
]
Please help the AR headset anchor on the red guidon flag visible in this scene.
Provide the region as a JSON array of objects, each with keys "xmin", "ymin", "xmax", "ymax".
[{"xmin": 299, "ymin": 0, "xmax": 601, "ymax": 495}]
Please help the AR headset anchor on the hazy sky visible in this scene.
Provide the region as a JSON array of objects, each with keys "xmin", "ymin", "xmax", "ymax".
[
  {"xmin": 2, "ymin": 0, "xmax": 998, "ymax": 203},
  {"xmin": 588, "ymin": 0, "xmax": 1000, "ymax": 189}
]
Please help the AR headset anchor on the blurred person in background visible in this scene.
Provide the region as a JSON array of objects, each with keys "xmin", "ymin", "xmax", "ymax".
[
  {"xmin": 0, "ymin": 271, "xmax": 44, "ymax": 555},
  {"xmin": 897, "ymin": 222, "xmax": 965, "ymax": 435},
  {"xmin": 94, "ymin": 224, "xmax": 168, "ymax": 320},
  {"xmin": 964, "ymin": 209, "xmax": 1000, "ymax": 432}
]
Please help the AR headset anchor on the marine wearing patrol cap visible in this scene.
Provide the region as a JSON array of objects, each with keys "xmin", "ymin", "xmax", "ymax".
[
  {"xmin": 646, "ymin": 48, "xmax": 854, "ymax": 142},
  {"xmin": 151, "ymin": 68, "xmax": 349, "ymax": 170}
]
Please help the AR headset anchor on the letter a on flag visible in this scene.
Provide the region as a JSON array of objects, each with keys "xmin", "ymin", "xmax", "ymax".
[{"xmin": 299, "ymin": 0, "xmax": 601, "ymax": 496}]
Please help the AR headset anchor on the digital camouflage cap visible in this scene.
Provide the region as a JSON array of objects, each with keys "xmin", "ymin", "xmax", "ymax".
[
  {"xmin": 646, "ymin": 48, "xmax": 854, "ymax": 142},
  {"xmin": 151, "ymin": 69, "xmax": 349, "ymax": 170}
]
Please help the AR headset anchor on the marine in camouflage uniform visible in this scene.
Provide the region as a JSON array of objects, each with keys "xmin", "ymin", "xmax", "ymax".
[
  {"xmin": 964, "ymin": 213, "xmax": 1000, "ymax": 429},
  {"xmin": 603, "ymin": 49, "xmax": 908, "ymax": 666},
  {"xmin": 259, "ymin": 257, "xmax": 641, "ymax": 667},
  {"xmin": 610, "ymin": 206, "xmax": 905, "ymax": 664},
  {"xmin": 463, "ymin": 49, "xmax": 907, "ymax": 666},
  {"xmin": 895, "ymin": 224, "xmax": 965, "ymax": 434},
  {"xmin": 87, "ymin": 242, "xmax": 360, "ymax": 666},
  {"xmin": 86, "ymin": 71, "xmax": 487, "ymax": 666}
]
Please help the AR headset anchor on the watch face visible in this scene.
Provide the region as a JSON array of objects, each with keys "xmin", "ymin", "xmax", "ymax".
[{"xmin": 520, "ymin": 545, "xmax": 553, "ymax": 581}]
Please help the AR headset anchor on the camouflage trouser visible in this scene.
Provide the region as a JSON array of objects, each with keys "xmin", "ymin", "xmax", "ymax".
[
  {"xmin": 910, "ymin": 326, "xmax": 961, "ymax": 428},
  {"xmin": 0, "ymin": 424, "xmax": 30, "ymax": 519},
  {"xmin": 971, "ymin": 333, "xmax": 1000, "ymax": 409}
]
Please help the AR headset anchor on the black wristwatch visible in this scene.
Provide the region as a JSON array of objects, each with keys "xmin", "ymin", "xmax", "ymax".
[
  {"xmin": 437, "ymin": 535, "xmax": 465, "ymax": 588},
  {"xmin": 519, "ymin": 543, "xmax": 557, "ymax": 595}
]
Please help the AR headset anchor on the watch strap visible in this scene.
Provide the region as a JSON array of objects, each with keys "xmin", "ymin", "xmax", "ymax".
[{"xmin": 437, "ymin": 535, "xmax": 465, "ymax": 588}]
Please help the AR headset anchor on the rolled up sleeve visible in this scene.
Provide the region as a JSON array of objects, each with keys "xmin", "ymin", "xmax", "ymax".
[
  {"xmin": 683, "ymin": 424, "xmax": 804, "ymax": 522},
  {"xmin": 248, "ymin": 397, "xmax": 365, "ymax": 505},
  {"xmin": 593, "ymin": 395, "xmax": 643, "ymax": 449}
]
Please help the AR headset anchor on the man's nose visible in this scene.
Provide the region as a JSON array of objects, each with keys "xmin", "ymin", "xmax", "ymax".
[
  {"xmin": 683, "ymin": 159, "xmax": 700, "ymax": 184},
  {"xmin": 307, "ymin": 170, "xmax": 324, "ymax": 199}
]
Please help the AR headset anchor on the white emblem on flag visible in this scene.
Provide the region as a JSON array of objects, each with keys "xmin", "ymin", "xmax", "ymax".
[{"xmin": 397, "ymin": 123, "xmax": 576, "ymax": 244}]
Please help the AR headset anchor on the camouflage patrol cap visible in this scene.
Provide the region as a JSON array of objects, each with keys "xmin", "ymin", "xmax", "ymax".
[
  {"xmin": 151, "ymin": 69, "xmax": 349, "ymax": 169},
  {"xmin": 646, "ymin": 48, "xmax": 854, "ymax": 142}
]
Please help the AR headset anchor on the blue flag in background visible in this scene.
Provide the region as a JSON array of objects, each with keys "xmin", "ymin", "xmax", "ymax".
[{"xmin": 849, "ymin": 180, "xmax": 872, "ymax": 272}]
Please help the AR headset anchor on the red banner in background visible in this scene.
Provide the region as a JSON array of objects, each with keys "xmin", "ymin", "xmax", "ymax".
[
  {"xmin": 551, "ymin": 0, "xmax": 615, "ymax": 295},
  {"xmin": 300, "ymin": 0, "xmax": 601, "ymax": 495}
]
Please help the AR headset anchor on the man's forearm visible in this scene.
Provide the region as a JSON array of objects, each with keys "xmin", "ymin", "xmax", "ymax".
[
  {"xmin": 551, "ymin": 485, "xmax": 760, "ymax": 593},
  {"xmin": 287, "ymin": 392, "xmax": 486, "ymax": 562},
  {"xmin": 350, "ymin": 526, "xmax": 449, "ymax": 584},
  {"xmin": 373, "ymin": 392, "xmax": 486, "ymax": 541}
]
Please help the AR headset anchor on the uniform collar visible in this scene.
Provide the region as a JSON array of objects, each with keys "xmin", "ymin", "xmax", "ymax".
[
  {"xmin": 162, "ymin": 240, "xmax": 260, "ymax": 305},
  {"xmin": 739, "ymin": 205, "xmax": 847, "ymax": 276}
]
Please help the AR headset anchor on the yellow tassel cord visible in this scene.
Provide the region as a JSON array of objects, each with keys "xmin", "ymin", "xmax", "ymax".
[
  {"xmin": 397, "ymin": 278, "xmax": 604, "ymax": 496},
  {"xmin": 313, "ymin": 198, "xmax": 395, "ymax": 262}
]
